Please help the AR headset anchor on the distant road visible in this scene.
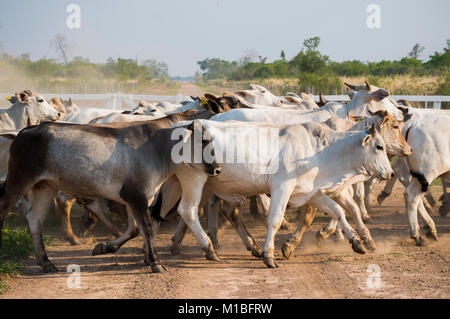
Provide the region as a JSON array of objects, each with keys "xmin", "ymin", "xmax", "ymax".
[{"xmin": 179, "ymin": 82, "xmax": 203, "ymax": 97}]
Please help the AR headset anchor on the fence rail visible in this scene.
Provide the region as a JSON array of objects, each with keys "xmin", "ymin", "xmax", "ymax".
[{"xmin": 1, "ymin": 92, "xmax": 449, "ymax": 110}]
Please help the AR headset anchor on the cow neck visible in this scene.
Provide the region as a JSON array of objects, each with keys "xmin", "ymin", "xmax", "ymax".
[{"xmin": 316, "ymin": 130, "xmax": 368, "ymax": 184}]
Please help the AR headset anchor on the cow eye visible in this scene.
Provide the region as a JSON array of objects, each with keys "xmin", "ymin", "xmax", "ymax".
[
  {"xmin": 393, "ymin": 125, "xmax": 399, "ymax": 129},
  {"xmin": 376, "ymin": 145, "xmax": 383, "ymax": 151},
  {"xmin": 37, "ymin": 98, "xmax": 44, "ymax": 103}
]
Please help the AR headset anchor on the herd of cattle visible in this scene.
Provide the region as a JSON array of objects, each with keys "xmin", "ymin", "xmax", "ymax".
[{"xmin": 0, "ymin": 82, "xmax": 448, "ymax": 272}]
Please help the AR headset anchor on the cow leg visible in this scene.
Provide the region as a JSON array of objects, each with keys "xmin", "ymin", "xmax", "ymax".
[
  {"xmin": 333, "ymin": 224, "xmax": 345, "ymax": 241},
  {"xmin": 417, "ymin": 197, "xmax": 438, "ymax": 241},
  {"xmin": 85, "ymin": 200, "xmax": 122, "ymax": 238},
  {"xmin": 26, "ymin": 183, "xmax": 58, "ymax": 273},
  {"xmin": 55, "ymin": 195, "xmax": 81, "ymax": 245},
  {"xmin": 316, "ymin": 218, "xmax": 339, "ymax": 242},
  {"xmin": 176, "ymin": 171, "xmax": 219, "ymax": 262},
  {"xmin": 125, "ymin": 195, "xmax": 165, "ymax": 273},
  {"xmin": 353, "ymin": 182, "xmax": 371, "ymax": 223},
  {"xmin": 79, "ymin": 208, "xmax": 97, "ymax": 237},
  {"xmin": 422, "ymin": 194, "xmax": 434, "ymax": 216},
  {"xmin": 363, "ymin": 177, "xmax": 374, "ymax": 217},
  {"xmin": 249, "ymin": 195, "xmax": 263, "ymax": 223},
  {"xmin": 333, "ymin": 191, "xmax": 376, "ymax": 251},
  {"xmin": 308, "ymin": 192, "xmax": 366, "ymax": 254},
  {"xmin": 439, "ymin": 179, "xmax": 450, "ymax": 217},
  {"xmin": 281, "ymin": 205, "xmax": 316, "ymax": 259},
  {"xmin": 206, "ymin": 196, "xmax": 222, "ymax": 250},
  {"xmin": 92, "ymin": 209, "xmax": 138, "ymax": 256},
  {"xmin": 424, "ymin": 190, "xmax": 436, "ymax": 207},
  {"xmin": 263, "ymin": 184, "xmax": 294, "ymax": 268},
  {"xmin": 219, "ymin": 201, "xmax": 263, "ymax": 258},
  {"xmin": 255, "ymin": 194, "xmax": 290, "ymax": 230},
  {"xmin": 170, "ymin": 206, "xmax": 205, "ymax": 255},
  {"xmin": 405, "ymin": 179, "xmax": 425, "ymax": 246},
  {"xmin": 378, "ymin": 175, "xmax": 397, "ymax": 204}
]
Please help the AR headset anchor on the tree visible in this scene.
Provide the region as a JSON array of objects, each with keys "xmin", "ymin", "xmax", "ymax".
[
  {"xmin": 303, "ymin": 36, "xmax": 320, "ymax": 51},
  {"xmin": 50, "ymin": 34, "xmax": 70, "ymax": 65},
  {"xmin": 408, "ymin": 43, "xmax": 425, "ymax": 60},
  {"xmin": 280, "ymin": 50, "xmax": 286, "ymax": 61},
  {"xmin": 238, "ymin": 49, "xmax": 259, "ymax": 65}
]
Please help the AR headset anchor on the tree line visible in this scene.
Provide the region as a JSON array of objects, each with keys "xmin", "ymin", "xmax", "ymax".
[{"xmin": 196, "ymin": 36, "xmax": 450, "ymax": 93}]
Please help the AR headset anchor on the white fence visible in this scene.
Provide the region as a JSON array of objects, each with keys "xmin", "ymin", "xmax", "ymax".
[{"xmin": 1, "ymin": 92, "xmax": 449, "ymax": 110}]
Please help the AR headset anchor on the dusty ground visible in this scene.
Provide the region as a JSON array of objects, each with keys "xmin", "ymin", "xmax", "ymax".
[{"xmin": 1, "ymin": 181, "xmax": 448, "ymax": 299}]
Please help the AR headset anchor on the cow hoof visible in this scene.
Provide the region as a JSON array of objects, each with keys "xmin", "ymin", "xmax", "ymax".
[
  {"xmin": 67, "ymin": 236, "xmax": 83, "ymax": 246},
  {"xmin": 414, "ymin": 236, "xmax": 425, "ymax": 246},
  {"xmin": 350, "ymin": 239, "xmax": 366, "ymax": 254},
  {"xmin": 250, "ymin": 245, "xmax": 264, "ymax": 258},
  {"xmin": 362, "ymin": 216, "xmax": 371, "ymax": 224},
  {"xmin": 92, "ymin": 243, "xmax": 106, "ymax": 255},
  {"xmin": 279, "ymin": 220, "xmax": 291, "ymax": 231},
  {"xmin": 315, "ymin": 230, "xmax": 327, "ymax": 243},
  {"xmin": 362, "ymin": 237, "xmax": 377, "ymax": 252},
  {"xmin": 151, "ymin": 264, "xmax": 167, "ymax": 273},
  {"xmin": 170, "ymin": 244, "xmax": 181, "ymax": 255},
  {"xmin": 205, "ymin": 250, "xmax": 221, "ymax": 262},
  {"xmin": 42, "ymin": 263, "xmax": 58, "ymax": 273},
  {"xmin": 377, "ymin": 191, "xmax": 389, "ymax": 205},
  {"xmin": 439, "ymin": 204, "xmax": 449, "ymax": 217},
  {"xmin": 423, "ymin": 225, "xmax": 438, "ymax": 241},
  {"xmin": 281, "ymin": 242, "xmax": 294, "ymax": 259},
  {"xmin": 263, "ymin": 256, "xmax": 279, "ymax": 268}
]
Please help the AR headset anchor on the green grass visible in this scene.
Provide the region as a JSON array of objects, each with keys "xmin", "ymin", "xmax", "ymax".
[{"xmin": 0, "ymin": 223, "xmax": 53, "ymax": 294}]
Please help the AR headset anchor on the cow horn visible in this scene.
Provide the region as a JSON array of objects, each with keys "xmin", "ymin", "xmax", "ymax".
[
  {"xmin": 365, "ymin": 80, "xmax": 372, "ymax": 91},
  {"xmin": 318, "ymin": 93, "xmax": 328, "ymax": 107},
  {"xmin": 344, "ymin": 82, "xmax": 358, "ymax": 90}
]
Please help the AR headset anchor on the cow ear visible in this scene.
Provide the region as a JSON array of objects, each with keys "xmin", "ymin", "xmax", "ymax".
[
  {"xmin": 284, "ymin": 96, "xmax": 298, "ymax": 103},
  {"xmin": 362, "ymin": 124, "xmax": 376, "ymax": 145},
  {"xmin": 368, "ymin": 88, "xmax": 389, "ymax": 102},
  {"xmin": 204, "ymin": 93, "xmax": 218, "ymax": 100},
  {"xmin": 16, "ymin": 92, "xmax": 30, "ymax": 104},
  {"xmin": 206, "ymin": 99, "xmax": 222, "ymax": 114},
  {"xmin": 234, "ymin": 90, "xmax": 255, "ymax": 99},
  {"xmin": 397, "ymin": 106, "xmax": 409, "ymax": 115},
  {"xmin": 300, "ymin": 92, "xmax": 311, "ymax": 100},
  {"xmin": 362, "ymin": 134, "xmax": 371, "ymax": 146}
]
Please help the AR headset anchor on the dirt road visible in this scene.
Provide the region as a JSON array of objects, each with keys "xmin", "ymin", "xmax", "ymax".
[
  {"xmin": 179, "ymin": 82, "xmax": 204, "ymax": 97},
  {"xmin": 1, "ymin": 182, "xmax": 449, "ymax": 299}
]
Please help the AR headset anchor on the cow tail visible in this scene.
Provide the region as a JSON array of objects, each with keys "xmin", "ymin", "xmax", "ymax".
[
  {"xmin": 149, "ymin": 191, "xmax": 166, "ymax": 223},
  {"xmin": 0, "ymin": 180, "xmax": 6, "ymax": 199},
  {"xmin": 410, "ymin": 170, "xmax": 429, "ymax": 192}
]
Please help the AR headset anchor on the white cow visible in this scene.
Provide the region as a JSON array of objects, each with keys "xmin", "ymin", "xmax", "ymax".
[
  {"xmin": 393, "ymin": 106, "xmax": 450, "ymax": 245},
  {"xmin": 2, "ymin": 90, "xmax": 60, "ymax": 130},
  {"xmin": 168, "ymin": 120, "xmax": 393, "ymax": 268},
  {"xmin": 212, "ymin": 85, "xmax": 403, "ymax": 124},
  {"xmin": 233, "ymin": 84, "xmax": 284, "ymax": 107}
]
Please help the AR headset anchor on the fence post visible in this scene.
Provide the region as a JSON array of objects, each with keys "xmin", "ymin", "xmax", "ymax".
[{"xmin": 433, "ymin": 101, "xmax": 441, "ymax": 110}]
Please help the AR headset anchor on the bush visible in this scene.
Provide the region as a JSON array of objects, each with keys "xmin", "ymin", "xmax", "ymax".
[
  {"xmin": 0, "ymin": 224, "xmax": 52, "ymax": 294},
  {"xmin": 298, "ymin": 72, "xmax": 342, "ymax": 93}
]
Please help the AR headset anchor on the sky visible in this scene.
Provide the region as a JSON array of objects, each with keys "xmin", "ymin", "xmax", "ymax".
[{"xmin": 0, "ymin": 0, "xmax": 449, "ymax": 76}]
